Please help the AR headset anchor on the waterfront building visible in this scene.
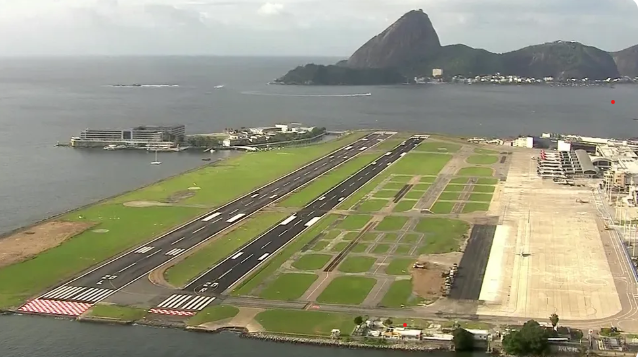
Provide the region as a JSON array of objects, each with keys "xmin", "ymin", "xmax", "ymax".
[{"xmin": 71, "ymin": 125, "xmax": 185, "ymax": 148}]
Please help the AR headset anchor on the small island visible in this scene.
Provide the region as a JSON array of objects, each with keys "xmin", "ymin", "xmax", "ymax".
[{"xmin": 274, "ymin": 9, "xmax": 638, "ymax": 86}]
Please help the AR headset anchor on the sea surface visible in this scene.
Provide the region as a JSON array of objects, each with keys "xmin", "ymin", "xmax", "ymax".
[{"xmin": 1, "ymin": 56, "xmax": 638, "ymax": 356}]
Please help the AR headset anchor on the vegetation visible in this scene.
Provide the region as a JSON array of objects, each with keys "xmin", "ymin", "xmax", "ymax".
[
  {"xmin": 337, "ymin": 256, "xmax": 377, "ymax": 273},
  {"xmin": 255, "ymin": 309, "xmax": 354, "ymax": 336},
  {"xmin": 275, "ymin": 64, "xmax": 407, "ymax": 85},
  {"xmin": 431, "ymin": 201, "xmax": 455, "ymax": 214},
  {"xmin": 386, "ymin": 153, "xmax": 451, "ymax": 175},
  {"xmin": 316, "ymin": 276, "xmax": 376, "ymax": 305},
  {"xmin": 187, "ymin": 305, "xmax": 240, "ymax": 326},
  {"xmin": 462, "ymin": 202, "xmax": 490, "ymax": 213},
  {"xmin": 292, "ymin": 254, "xmax": 332, "ymax": 270},
  {"xmin": 385, "ymin": 258, "xmax": 415, "ymax": 275},
  {"xmin": 393, "ymin": 200, "xmax": 415, "ymax": 212},
  {"xmin": 379, "ymin": 279, "xmax": 423, "ymax": 307},
  {"xmin": 457, "ymin": 167, "xmax": 494, "ymax": 177},
  {"xmin": 375, "ymin": 216, "xmax": 409, "ymax": 231},
  {"xmin": 466, "ymin": 155, "xmax": 499, "ymax": 165},
  {"xmin": 338, "ymin": 215, "xmax": 372, "ymax": 230},
  {"xmin": 259, "ymin": 273, "xmax": 318, "ymax": 300},
  {"xmin": 355, "ymin": 199, "xmax": 388, "ymax": 212},
  {"xmin": 87, "ymin": 304, "xmax": 148, "ymax": 321},
  {"xmin": 415, "ymin": 141, "xmax": 461, "ymax": 153},
  {"xmin": 550, "ymin": 313, "xmax": 559, "ymax": 329},
  {"xmin": 416, "ymin": 218, "xmax": 470, "ymax": 254},
  {"xmin": 453, "ymin": 328, "xmax": 476, "ymax": 351},
  {"xmin": 502, "ymin": 320, "xmax": 551, "ymax": 356}
]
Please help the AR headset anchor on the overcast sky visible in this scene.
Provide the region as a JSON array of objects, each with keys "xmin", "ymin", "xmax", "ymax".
[{"xmin": 1, "ymin": 0, "xmax": 638, "ymax": 56}]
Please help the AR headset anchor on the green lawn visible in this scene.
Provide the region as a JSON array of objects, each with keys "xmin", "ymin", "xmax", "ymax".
[
  {"xmin": 415, "ymin": 141, "xmax": 461, "ymax": 153},
  {"xmin": 372, "ymin": 244, "xmax": 391, "ymax": 254},
  {"xmin": 437, "ymin": 192, "xmax": 460, "ymax": 201},
  {"xmin": 379, "ymin": 280, "xmax": 423, "ymax": 307},
  {"xmin": 466, "ymin": 155, "xmax": 499, "ymax": 165},
  {"xmin": 412, "ymin": 183, "xmax": 431, "ymax": 191},
  {"xmin": 430, "ymin": 201, "xmax": 455, "ymax": 214},
  {"xmin": 415, "ymin": 218, "xmax": 470, "ymax": 254},
  {"xmin": 278, "ymin": 154, "xmax": 378, "ymax": 208},
  {"xmin": 393, "ymin": 200, "xmax": 415, "ymax": 212},
  {"xmin": 259, "ymin": 273, "xmax": 318, "ymax": 300},
  {"xmin": 477, "ymin": 178, "xmax": 498, "ymax": 185},
  {"xmin": 382, "ymin": 182, "xmax": 407, "ymax": 190},
  {"xmin": 292, "ymin": 254, "xmax": 332, "ymax": 270},
  {"xmin": 342, "ymin": 232, "xmax": 359, "ymax": 241},
  {"xmin": 462, "ymin": 202, "xmax": 491, "ymax": 213},
  {"xmin": 355, "ymin": 199, "xmax": 388, "ymax": 213},
  {"xmin": 472, "ymin": 185, "xmax": 495, "ymax": 193},
  {"xmin": 337, "ymin": 256, "xmax": 377, "ymax": 273},
  {"xmin": 382, "ymin": 233, "xmax": 399, "ymax": 242},
  {"xmin": 255, "ymin": 309, "xmax": 354, "ymax": 336},
  {"xmin": 322, "ymin": 230, "xmax": 341, "ymax": 241},
  {"xmin": 444, "ymin": 184, "xmax": 467, "ymax": 192},
  {"xmin": 338, "ymin": 215, "xmax": 372, "ymax": 230},
  {"xmin": 232, "ymin": 215, "xmax": 339, "ymax": 296},
  {"xmin": 374, "ymin": 136, "xmax": 411, "ymax": 152},
  {"xmin": 419, "ymin": 176, "xmax": 437, "ymax": 183},
  {"xmin": 165, "ymin": 212, "xmax": 287, "ymax": 287},
  {"xmin": 457, "ymin": 167, "xmax": 494, "ymax": 177},
  {"xmin": 469, "ymin": 193, "xmax": 493, "ymax": 202},
  {"xmin": 385, "ymin": 258, "xmax": 415, "ymax": 275},
  {"xmin": 389, "ymin": 175, "xmax": 412, "ymax": 183},
  {"xmin": 474, "ymin": 148, "xmax": 499, "ymax": 154},
  {"xmin": 310, "ymin": 240, "xmax": 330, "ymax": 251},
  {"xmin": 360, "ymin": 232, "xmax": 379, "ymax": 241},
  {"xmin": 350, "ymin": 243, "xmax": 369, "ymax": 253},
  {"xmin": 338, "ymin": 172, "xmax": 392, "ymax": 209},
  {"xmin": 187, "ymin": 305, "xmax": 240, "ymax": 326},
  {"xmin": 316, "ymin": 276, "xmax": 376, "ymax": 305},
  {"xmin": 401, "ymin": 233, "xmax": 421, "ymax": 244},
  {"xmin": 87, "ymin": 304, "xmax": 148, "ymax": 321},
  {"xmin": 0, "ymin": 205, "xmax": 204, "ymax": 308},
  {"xmin": 331, "ymin": 242, "xmax": 349, "ymax": 252},
  {"xmin": 373, "ymin": 190, "xmax": 398, "ymax": 199},
  {"xmin": 387, "ymin": 153, "xmax": 451, "ymax": 175},
  {"xmin": 404, "ymin": 191, "xmax": 424, "ymax": 200},
  {"xmin": 375, "ymin": 216, "xmax": 409, "ymax": 231},
  {"xmin": 393, "ymin": 245, "xmax": 412, "ymax": 255},
  {"xmin": 450, "ymin": 177, "xmax": 469, "ymax": 184}
]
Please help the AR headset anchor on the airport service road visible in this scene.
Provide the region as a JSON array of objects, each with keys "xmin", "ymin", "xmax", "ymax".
[
  {"xmin": 185, "ymin": 137, "xmax": 424, "ymax": 294},
  {"xmin": 18, "ymin": 132, "xmax": 392, "ymax": 316}
]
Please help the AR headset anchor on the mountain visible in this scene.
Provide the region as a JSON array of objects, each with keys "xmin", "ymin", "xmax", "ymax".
[
  {"xmin": 274, "ymin": 9, "xmax": 637, "ymax": 85},
  {"xmin": 612, "ymin": 45, "xmax": 638, "ymax": 78}
]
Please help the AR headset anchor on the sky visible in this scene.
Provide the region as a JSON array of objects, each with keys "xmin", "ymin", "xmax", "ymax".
[{"xmin": 0, "ymin": 0, "xmax": 637, "ymax": 56}]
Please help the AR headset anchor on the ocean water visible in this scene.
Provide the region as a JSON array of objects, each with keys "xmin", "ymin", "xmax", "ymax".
[{"xmin": 1, "ymin": 56, "xmax": 638, "ymax": 356}]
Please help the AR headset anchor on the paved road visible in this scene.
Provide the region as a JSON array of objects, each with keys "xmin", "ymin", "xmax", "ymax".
[
  {"xmin": 184, "ymin": 137, "xmax": 424, "ymax": 295},
  {"xmin": 25, "ymin": 132, "xmax": 392, "ymax": 309}
]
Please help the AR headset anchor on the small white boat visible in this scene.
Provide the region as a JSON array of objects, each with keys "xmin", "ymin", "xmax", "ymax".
[{"xmin": 151, "ymin": 150, "xmax": 161, "ymax": 165}]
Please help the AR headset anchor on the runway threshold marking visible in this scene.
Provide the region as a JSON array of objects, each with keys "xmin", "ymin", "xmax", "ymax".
[
  {"xmin": 19, "ymin": 299, "xmax": 93, "ymax": 316},
  {"xmin": 134, "ymin": 246, "xmax": 154, "ymax": 254},
  {"xmin": 201, "ymin": 212, "xmax": 221, "ymax": 222},
  {"xmin": 231, "ymin": 252, "xmax": 244, "ymax": 260},
  {"xmin": 268, "ymin": 194, "xmax": 278, "ymax": 198},
  {"xmin": 251, "ymin": 193, "xmax": 259, "ymax": 198},
  {"xmin": 153, "ymin": 295, "xmax": 216, "ymax": 313},
  {"xmin": 280, "ymin": 215, "xmax": 296, "ymax": 225},
  {"xmin": 165, "ymin": 248, "xmax": 185, "ymax": 256},
  {"xmin": 258, "ymin": 253, "xmax": 270, "ymax": 261},
  {"xmin": 226, "ymin": 213, "xmax": 245, "ymax": 223},
  {"xmin": 304, "ymin": 217, "xmax": 322, "ymax": 227}
]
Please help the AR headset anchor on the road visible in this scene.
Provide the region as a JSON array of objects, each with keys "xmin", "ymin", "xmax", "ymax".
[
  {"xmin": 21, "ymin": 132, "xmax": 392, "ymax": 313},
  {"xmin": 184, "ymin": 137, "xmax": 424, "ymax": 294}
]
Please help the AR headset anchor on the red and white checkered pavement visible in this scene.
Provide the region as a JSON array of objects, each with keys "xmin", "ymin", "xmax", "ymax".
[
  {"xmin": 18, "ymin": 299, "xmax": 93, "ymax": 316},
  {"xmin": 149, "ymin": 308, "xmax": 196, "ymax": 316}
]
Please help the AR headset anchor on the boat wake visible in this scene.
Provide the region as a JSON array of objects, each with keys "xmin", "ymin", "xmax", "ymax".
[
  {"xmin": 241, "ymin": 91, "xmax": 371, "ymax": 97},
  {"xmin": 109, "ymin": 84, "xmax": 180, "ymax": 88},
  {"xmin": 213, "ymin": 84, "xmax": 225, "ymax": 89}
]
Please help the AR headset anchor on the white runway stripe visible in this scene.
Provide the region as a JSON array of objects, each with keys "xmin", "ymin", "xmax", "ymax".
[
  {"xmin": 72, "ymin": 288, "xmax": 115, "ymax": 302},
  {"xmin": 165, "ymin": 248, "xmax": 185, "ymax": 256},
  {"xmin": 42, "ymin": 286, "xmax": 86, "ymax": 300},
  {"xmin": 134, "ymin": 246, "xmax": 154, "ymax": 254},
  {"xmin": 201, "ymin": 212, "xmax": 221, "ymax": 222},
  {"xmin": 158, "ymin": 294, "xmax": 216, "ymax": 311}
]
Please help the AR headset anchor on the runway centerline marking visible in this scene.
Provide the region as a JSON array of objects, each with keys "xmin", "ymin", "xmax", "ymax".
[
  {"xmin": 117, "ymin": 262, "xmax": 136, "ymax": 273},
  {"xmin": 240, "ymin": 254, "xmax": 254, "ymax": 264},
  {"xmin": 278, "ymin": 229, "xmax": 288, "ymax": 237},
  {"xmin": 192, "ymin": 226, "xmax": 205, "ymax": 234},
  {"xmin": 261, "ymin": 241, "xmax": 271, "ymax": 249},
  {"xmin": 171, "ymin": 237, "xmax": 186, "ymax": 245}
]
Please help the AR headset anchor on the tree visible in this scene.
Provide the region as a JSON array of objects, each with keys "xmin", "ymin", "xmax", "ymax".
[
  {"xmin": 549, "ymin": 313, "xmax": 559, "ymax": 330},
  {"xmin": 502, "ymin": 320, "xmax": 550, "ymax": 356},
  {"xmin": 453, "ymin": 328, "xmax": 475, "ymax": 351},
  {"xmin": 354, "ymin": 316, "xmax": 363, "ymax": 326},
  {"xmin": 384, "ymin": 318, "xmax": 393, "ymax": 327}
]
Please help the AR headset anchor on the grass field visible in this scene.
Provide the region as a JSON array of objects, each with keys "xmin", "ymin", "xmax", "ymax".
[
  {"xmin": 360, "ymin": 232, "xmax": 379, "ymax": 241},
  {"xmin": 310, "ymin": 240, "xmax": 330, "ymax": 251},
  {"xmin": 278, "ymin": 154, "xmax": 378, "ymax": 208},
  {"xmin": 415, "ymin": 218, "xmax": 470, "ymax": 254},
  {"xmin": 457, "ymin": 167, "xmax": 494, "ymax": 177},
  {"xmin": 232, "ymin": 215, "xmax": 339, "ymax": 296},
  {"xmin": 375, "ymin": 216, "xmax": 409, "ymax": 231},
  {"xmin": 337, "ymin": 256, "xmax": 377, "ymax": 273},
  {"xmin": 337, "ymin": 173, "xmax": 392, "ymax": 210},
  {"xmin": 355, "ymin": 199, "xmax": 388, "ymax": 212},
  {"xmin": 259, "ymin": 273, "xmax": 318, "ymax": 300},
  {"xmin": 338, "ymin": 215, "xmax": 372, "ymax": 230},
  {"xmin": 343, "ymin": 232, "xmax": 359, "ymax": 241},
  {"xmin": 415, "ymin": 142, "xmax": 461, "ymax": 153},
  {"xmin": 187, "ymin": 305, "xmax": 239, "ymax": 326},
  {"xmin": 292, "ymin": 254, "xmax": 332, "ymax": 270},
  {"xmin": 450, "ymin": 177, "xmax": 469, "ymax": 184},
  {"xmin": 382, "ymin": 233, "xmax": 399, "ymax": 242},
  {"xmin": 386, "ymin": 153, "xmax": 451, "ymax": 175},
  {"xmin": 87, "ymin": 304, "xmax": 148, "ymax": 321},
  {"xmin": 393, "ymin": 200, "xmax": 415, "ymax": 212},
  {"xmin": 437, "ymin": 192, "xmax": 460, "ymax": 201},
  {"xmin": 478, "ymin": 178, "xmax": 498, "ymax": 185},
  {"xmin": 430, "ymin": 201, "xmax": 454, "ymax": 214},
  {"xmin": 331, "ymin": 242, "xmax": 349, "ymax": 252},
  {"xmin": 419, "ymin": 176, "xmax": 437, "ymax": 183},
  {"xmin": 443, "ymin": 184, "xmax": 466, "ymax": 192},
  {"xmin": 351, "ymin": 243, "xmax": 369, "ymax": 253},
  {"xmin": 401, "ymin": 233, "xmax": 421, "ymax": 244},
  {"xmin": 372, "ymin": 244, "xmax": 390, "ymax": 254},
  {"xmin": 382, "ymin": 182, "xmax": 407, "ymax": 190},
  {"xmin": 404, "ymin": 191, "xmax": 424, "ymax": 200},
  {"xmin": 255, "ymin": 309, "xmax": 354, "ymax": 336},
  {"xmin": 474, "ymin": 148, "xmax": 499, "ymax": 154},
  {"xmin": 394, "ymin": 245, "xmax": 412, "ymax": 255},
  {"xmin": 379, "ymin": 280, "xmax": 422, "ymax": 307},
  {"xmin": 373, "ymin": 190, "xmax": 398, "ymax": 199},
  {"xmin": 389, "ymin": 175, "xmax": 412, "ymax": 183},
  {"xmin": 316, "ymin": 276, "xmax": 376, "ymax": 305},
  {"xmin": 462, "ymin": 202, "xmax": 490, "ymax": 213},
  {"xmin": 469, "ymin": 193, "xmax": 493, "ymax": 202},
  {"xmin": 385, "ymin": 258, "xmax": 414, "ymax": 275},
  {"xmin": 472, "ymin": 185, "xmax": 495, "ymax": 193},
  {"xmin": 466, "ymin": 155, "xmax": 499, "ymax": 165},
  {"xmin": 412, "ymin": 183, "xmax": 431, "ymax": 191},
  {"xmin": 164, "ymin": 212, "xmax": 287, "ymax": 287}
]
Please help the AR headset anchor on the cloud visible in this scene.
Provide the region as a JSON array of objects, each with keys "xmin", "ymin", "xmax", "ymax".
[{"xmin": 0, "ymin": 0, "xmax": 636, "ymax": 55}]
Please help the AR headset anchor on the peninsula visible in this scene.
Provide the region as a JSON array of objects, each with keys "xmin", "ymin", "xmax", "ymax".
[{"xmin": 274, "ymin": 9, "xmax": 638, "ymax": 85}]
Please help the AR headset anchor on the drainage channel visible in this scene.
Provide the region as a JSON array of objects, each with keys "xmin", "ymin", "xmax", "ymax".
[
  {"xmin": 324, "ymin": 222, "xmax": 375, "ymax": 272},
  {"xmin": 393, "ymin": 184, "xmax": 413, "ymax": 203}
]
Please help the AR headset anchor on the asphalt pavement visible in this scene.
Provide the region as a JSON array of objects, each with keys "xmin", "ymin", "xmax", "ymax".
[
  {"xmin": 448, "ymin": 224, "xmax": 497, "ymax": 300},
  {"xmin": 34, "ymin": 132, "xmax": 392, "ymax": 304},
  {"xmin": 184, "ymin": 137, "xmax": 424, "ymax": 294}
]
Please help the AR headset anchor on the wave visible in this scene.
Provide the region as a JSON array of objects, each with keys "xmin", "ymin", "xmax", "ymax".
[
  {"xmin": 241, "ymin": 91, "xmax": 371, "ymax": 97},
  {"xmin": 109, "ymin": 84, "xmax": 180, "ymax": 88},
  {"xmin": 213, "ymin": 84, "xmax": 225, "ymax": 89}
]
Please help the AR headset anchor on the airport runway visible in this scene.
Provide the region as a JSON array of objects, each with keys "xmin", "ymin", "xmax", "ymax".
[
  {"xmin": 18, "ymin": 132, "xmax": 392, "ymax": 316},
  {"xmin": 184, "ymin": 137, "xmax": 424, "ymax": 295},
  {"xmin": 448, "ymin": 224, "xmax": 497, "ymax": 300}
]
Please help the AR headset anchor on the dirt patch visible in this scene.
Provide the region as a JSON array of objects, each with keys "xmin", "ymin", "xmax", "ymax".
[
  {"xmin": 417, "ymin": 252, "xmax": 462, "ymax": 267},
  {"xmin": 0, "ymin": 221, "xmax": 95, "ymax": 268},
  {"xmin": 124, "ymin": 201, "xmax": 171, "ymax": 208},
  {"xmin": 411, "ymin": 262, "xmax": 447, "ymax": 299},
  {"xmin": 164, "ymin": 190, "xmax": 195, "ymax": 203}
]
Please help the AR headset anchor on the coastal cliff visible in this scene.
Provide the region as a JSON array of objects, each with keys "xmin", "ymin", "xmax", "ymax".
[{"xmin": 275, "ymin": 9, "xmax": 637, "ymax": 85}]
